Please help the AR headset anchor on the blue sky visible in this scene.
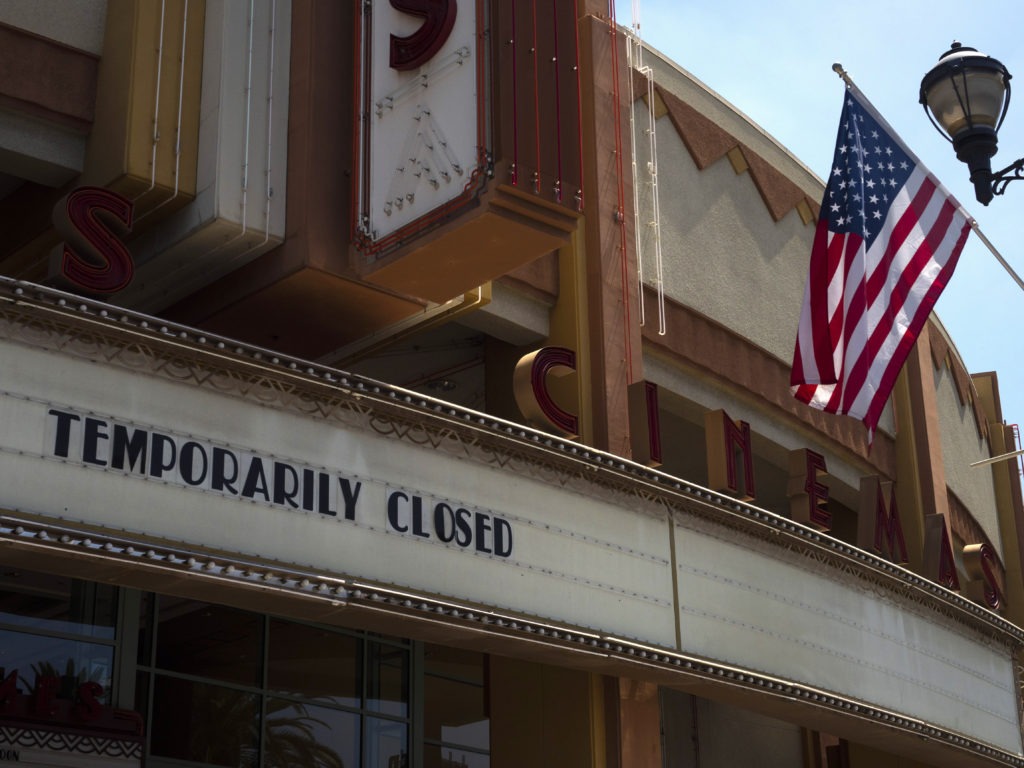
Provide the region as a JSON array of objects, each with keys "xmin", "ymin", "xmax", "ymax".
[{"xmin": 615, "ymin": 0, "xmax": 1024, "ymax": 460}]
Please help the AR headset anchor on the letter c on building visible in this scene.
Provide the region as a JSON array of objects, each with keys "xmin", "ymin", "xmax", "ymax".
[{"xmin": 513, "ymin": 347, "xmax": 579, "ymax": 438}]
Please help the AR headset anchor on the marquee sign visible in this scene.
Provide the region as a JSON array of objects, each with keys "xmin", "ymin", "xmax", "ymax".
[
  {"xmin": 354, "ymin": 0, "xmax": 484, "ymax": 251},
  {"xmin": 0, "ymin": 293, "xmax": 1021, "ymax": 756}
]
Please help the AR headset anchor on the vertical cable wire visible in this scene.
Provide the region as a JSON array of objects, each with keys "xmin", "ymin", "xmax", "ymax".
[
  {"xmin": 531, "ymin": 0, "xmax": 541, "ymax": 193},
  {"xmin": 572, "ymin": 0, "xmax": 585, "ymax": 211},
  {"xmin": 510, "ymin": 0, "xmax": 519, "ymax": 185},
  {"xmin": 608, "ymin": 0, "xmax": 634, "ymax": 375},
  {"xmin": 551, "ymin": 1, "xmax": 563, "ymax": 203}
]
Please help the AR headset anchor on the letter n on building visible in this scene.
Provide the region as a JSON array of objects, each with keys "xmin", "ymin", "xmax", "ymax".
[{"xmin": 705, "ymin": 409, "xmax": 755, "ymax": 501}]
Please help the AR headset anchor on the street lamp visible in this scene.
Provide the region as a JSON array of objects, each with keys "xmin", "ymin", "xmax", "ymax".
[{"xmin": 920, "ymin": 41, "xmax": 1019, "ymax": 205}]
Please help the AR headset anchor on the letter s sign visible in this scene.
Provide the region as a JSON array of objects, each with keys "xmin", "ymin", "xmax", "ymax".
[
  {"xmin": 389, "ymin": 0, "xmax": 456, "ymax": 70},
  {"xmin": 52, "ymin": 186, "xmax": 135, "ymax": 294}
]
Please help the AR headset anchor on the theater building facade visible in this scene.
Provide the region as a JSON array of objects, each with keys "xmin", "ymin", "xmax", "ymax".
[{"xmin": 0, "ymin": 2, "xmax": 1022, "ymax": 767}]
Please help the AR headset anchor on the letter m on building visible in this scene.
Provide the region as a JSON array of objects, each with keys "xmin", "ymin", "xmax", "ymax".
[{"xmin": 857, "ymin": 476, "xmax": 909, "ymax": 565}]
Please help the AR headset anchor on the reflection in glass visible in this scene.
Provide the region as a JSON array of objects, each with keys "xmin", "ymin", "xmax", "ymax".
[
  {"xmin": 0, "ymin": 628, "xmax": 113, "ymax": 702},
  {"xmin": 365, "ymin": 717, "xmax": 407, "ymax": 768},
  {"xmin": 136, "ymin": 591, "xmax": 153, "ymax": 666},
  {"xmin": 0, "ymin": 570, "xmax": 116, "ymax": 639},
  {"xmin": 265, "ymin": 698, "xmax": 358, "ymax": 768},
  {"xmin": 424, "ymin": 676, "xmax": 488, "ymax": 749},
  {"xmin": 423, "ymin": 644, "xmax": 485, "ymax": 684},
  {"xmin": 134, "ymin": 670, "xmax": 150, "ymax": 724},
  {"xmin": 268, "ymin": 620, "xmax": 360, "ymax": 707},
  {"xmin": 424, "ymin": 744, "xmax": 490, "ymax": 768},
  {"xmin": 366, "ymin": 642, "xmax": 408, "ymax": 718},
  {"xmin": 151, "ymin": 675, "xmax": 259, "ymax": 767},
  {"xmin": 155, "ymin": 596, "xmax": 262, "ymax": 686}
]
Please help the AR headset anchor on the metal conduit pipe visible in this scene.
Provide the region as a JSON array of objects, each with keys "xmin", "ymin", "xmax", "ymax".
[
  {"xmin": 135, "ymin": 0, "xmax": 167, "ymax": 203},
  {"xmin": 137, "ymin": 0, "xmax": 190, "ymax": 222}
]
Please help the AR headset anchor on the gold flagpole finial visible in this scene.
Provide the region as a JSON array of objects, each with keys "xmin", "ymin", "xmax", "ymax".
[{"xmin": 832, "ymin": 63, "xmax": 854, "ymax": 88}]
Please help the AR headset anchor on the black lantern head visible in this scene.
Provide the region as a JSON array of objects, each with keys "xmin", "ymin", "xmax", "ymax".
[{"xmin": 920, "ymin": 42, "xmax": 1012, "ymax": 205}]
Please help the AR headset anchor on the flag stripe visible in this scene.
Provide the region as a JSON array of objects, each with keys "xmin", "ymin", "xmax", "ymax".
[
  {"xmin": 837, "ymin": 172, "xmax": 945, "ymax": 412},
  {"xmin": 856, "ymin": 205, "xmax": 969, "ymax": 426},
  {"xmin": 790, "ymin": 85, "xmax": 970, "ymax": 437}
]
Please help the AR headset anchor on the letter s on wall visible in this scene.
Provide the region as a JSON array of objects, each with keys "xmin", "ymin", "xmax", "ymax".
[
  {"xmin": 389, "ymin": 0, "xmax": 457, "ymax": 71},
  {"xmin": 53, "ymin": 186, "xmax": 135, "ymax": 294}
]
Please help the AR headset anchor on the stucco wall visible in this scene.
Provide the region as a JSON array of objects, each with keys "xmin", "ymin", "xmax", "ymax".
[
  {"xmin": 631, "ymin": 51, "xmax": 895, "ymax": 435},
  {"xmin": 934, "ymin": 352, "xmax": 1004, "ymax": 556},
  {"xmin": 635, "ymin": 108, "xmax": 812, "ymax": 364},
  {"xmin": 0, "ymin": 0, "xmax": 107, "ymax": 53}
]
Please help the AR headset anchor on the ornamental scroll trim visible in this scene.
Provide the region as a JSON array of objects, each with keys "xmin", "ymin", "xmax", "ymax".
[{"xmin": 0, "ymin": 724, "xmax": 143, "ymax": 759}]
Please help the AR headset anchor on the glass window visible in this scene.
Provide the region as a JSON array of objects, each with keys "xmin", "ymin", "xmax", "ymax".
[
  {"xmin": 134, "ymin": 669, "xmax": 150, "ymax": 723},
  {"xmin": 268, "ymin": 619, "xmax": 360, "ymax": 707},
  {"xmin": 424, "ymin": 645, "xmax": 485, "ymax": 684},
  {"xmin": 155, "ymin": 596, "xmax": 262, "ymax": 686},
  {"xmin": 423, "ymin": 644, "xmax": 489, "ymax": 757},
  {"xmin": 135, "ymin": 594, "xmax": 488, "ymax": 768},
  {"xmin": 137, "ymin": 591, "xmax": 153, "ymax": 666},
  {"xmin": 424, "ymin": 744, "xmax": 490, "ymax": 768},
  {"xmin": 150, "ymin": 675, "xmax": 260, "ymax": 767},
  {"xmin": 0, "ymin": 628, "xmax": 113, "ymax": 703},
  {"xmin": 365, "ymin": 716, "xmax": 407, "ymax": 768},
  {"xmin": 424, "ymin": 675, "xmax": 488, "ymax": 750},
  {"xmin": 265, "ymin": 698, "xmax": 359, "ymax": 768},
  {"xmin": 367, "ymin": 641, "xmax": 409, "ymax": 718},
  {"xmin": 0, "ymin": 569, "xmax": 116, "ymax": 639}
]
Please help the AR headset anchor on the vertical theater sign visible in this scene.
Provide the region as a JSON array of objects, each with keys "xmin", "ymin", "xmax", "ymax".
[{"xmin": 354, "ymin": 0, "xmax": 485, "ymax": 255}]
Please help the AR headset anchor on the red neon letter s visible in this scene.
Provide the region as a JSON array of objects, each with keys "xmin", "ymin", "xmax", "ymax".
[
  {"xmin": 389, "ymin": 0, "xmax": 457, "ymax": 71},
  {"xmin": 53, "ymin": 186, "xmax": 135, "ymax": 294}
]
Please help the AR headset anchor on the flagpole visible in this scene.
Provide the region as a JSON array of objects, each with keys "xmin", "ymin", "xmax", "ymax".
[
  {"xmin": 967, "ymin": 220, "xmax": 1024, "ymax": 292},
  {"xmin": 970, "ymin": 447, "xmax": 1024, "ymax": 468}
]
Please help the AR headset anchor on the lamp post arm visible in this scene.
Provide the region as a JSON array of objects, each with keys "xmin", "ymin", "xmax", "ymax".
[{"xmin": 991, "ymin": 157, "xmax": 1024, "ymax": 197}]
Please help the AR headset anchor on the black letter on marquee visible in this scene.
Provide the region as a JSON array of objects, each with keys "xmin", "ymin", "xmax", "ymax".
[
  {"xmin": 149, "ymin": 433, "xmax": 177, "ymax": 479},
  {"xmin": 339, "ymin": 478, "xmax": 362, "ymax": 521},
  {"xmin": 494, "ymin": 517, "xmax": 513, "ymax": 558},
  {"xmin": 112, "ymin": 424, "xmax": 148, "ymax": 473},
  {"xmin": 212, "ymin": 447, "xmax": 239, "ymax": 494},
  {"xmin": 180, "ymin": 442, "xmax": 209, "ymax": 486},
  {"xmin": 273, "ymin": 462, "xmax": 300, "ymax": 508},
  {"xmin": 242, "ymin": 458, "xmax": 270, "ymax": 502},
  {"xmin": 83, "ymin": 417, "xmax": 109, "ymax": 466},
  {"xmin": 48, "ymin": 409, "xmax": 80, "ymax": 457},
  {"xmin": 388, "ymin": 491, "xmax": 409, "ymax": 532}
]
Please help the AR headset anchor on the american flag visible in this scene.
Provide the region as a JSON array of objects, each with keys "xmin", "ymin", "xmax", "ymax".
[{"xmin": 791, "ymin": 84, "xmax": 971, "ymax": 436}]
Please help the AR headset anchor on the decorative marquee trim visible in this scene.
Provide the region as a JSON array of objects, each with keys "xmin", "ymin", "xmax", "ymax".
[{"xmin": 0, "ymin": 724, "xmax": 143, "ymax": 760}]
